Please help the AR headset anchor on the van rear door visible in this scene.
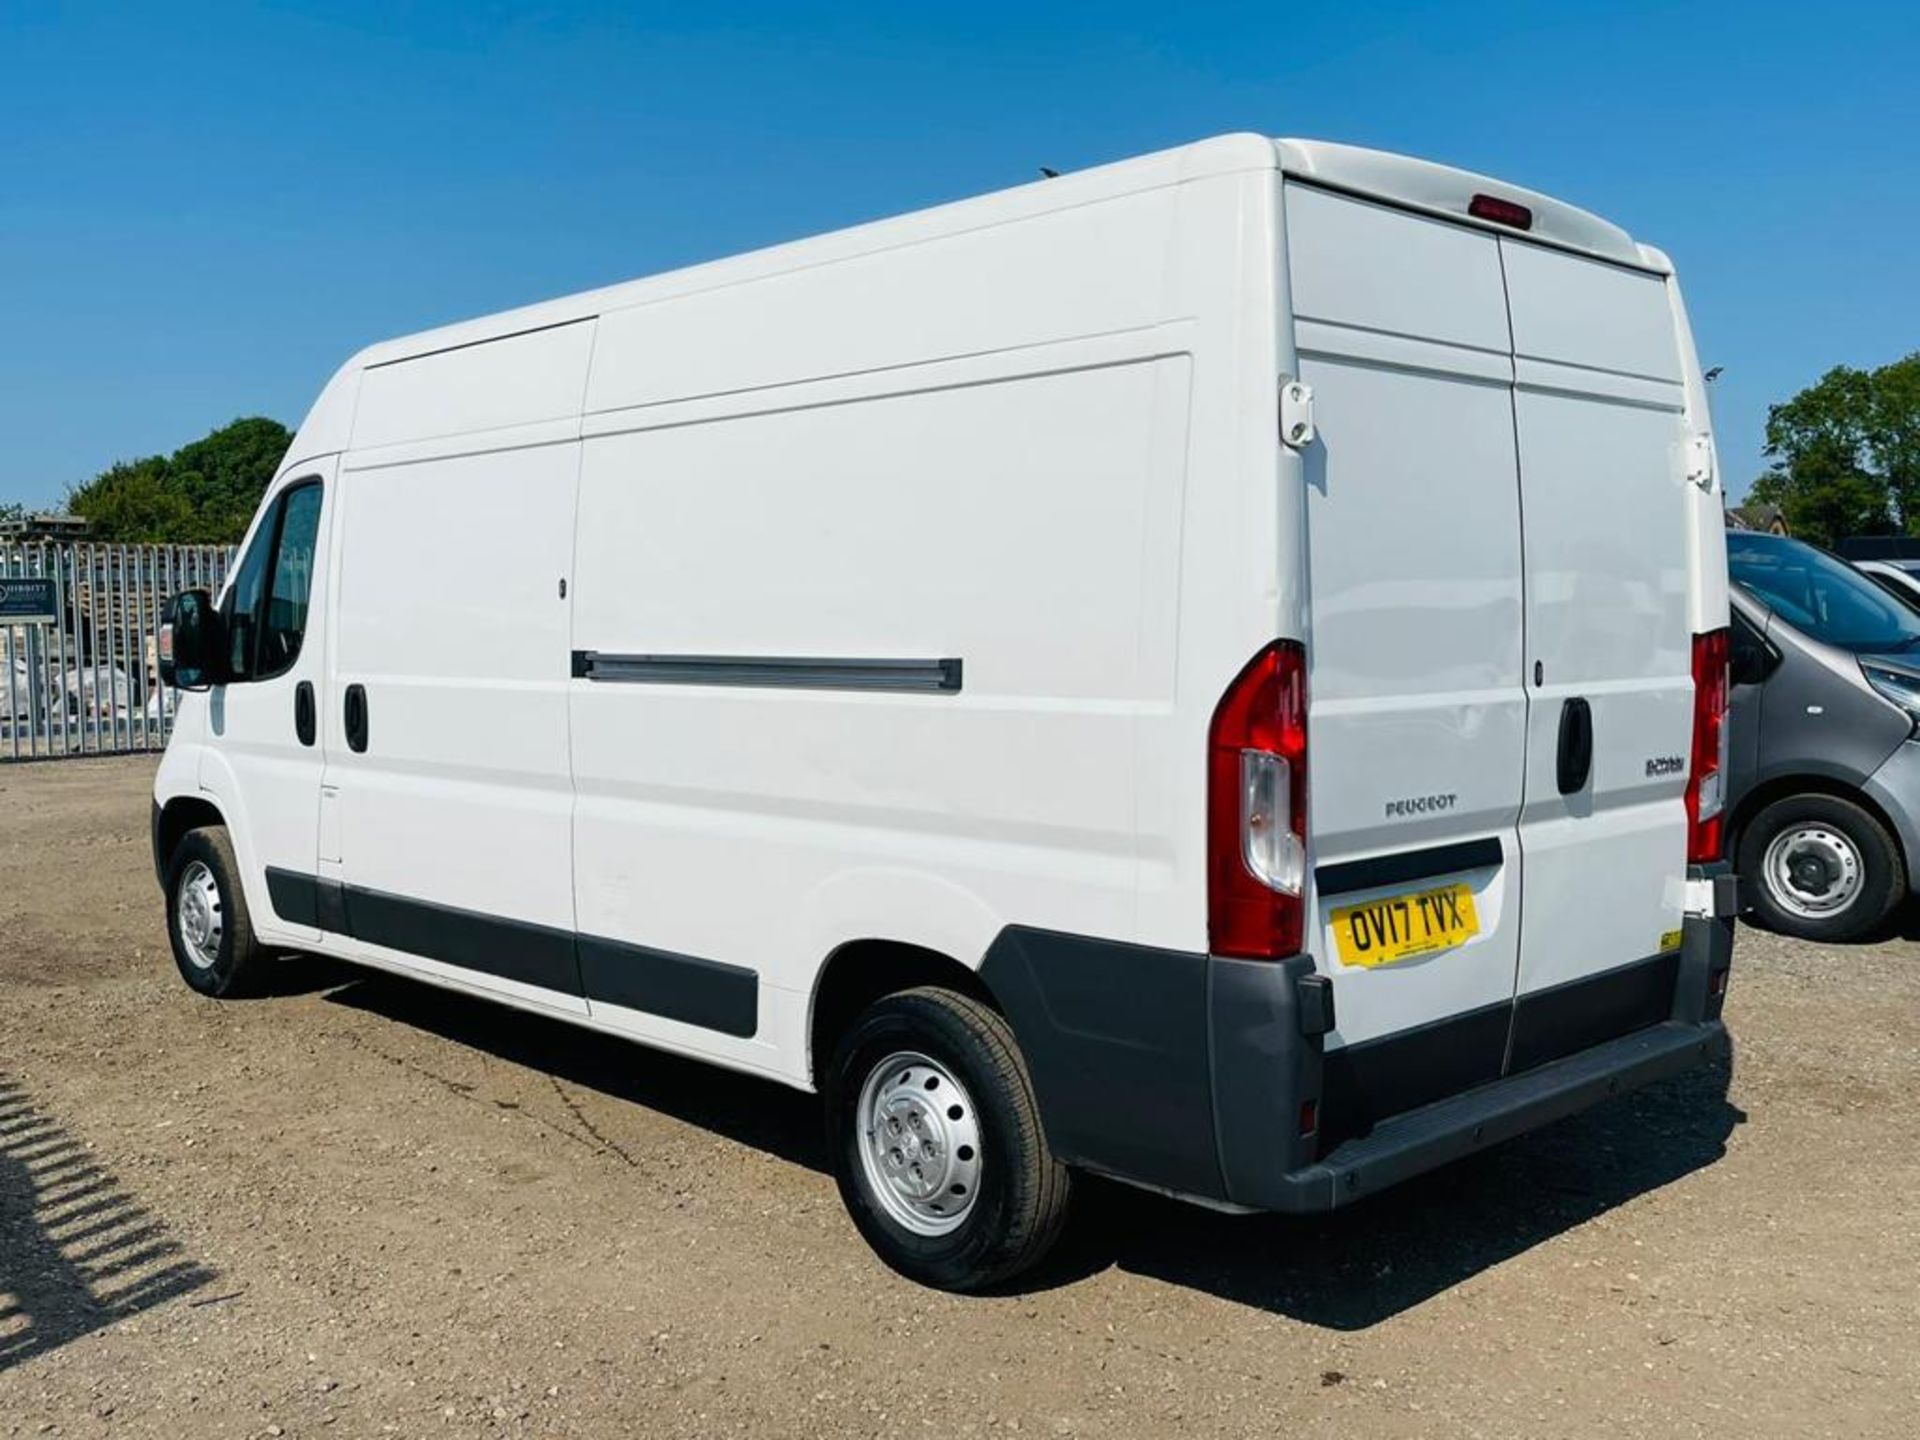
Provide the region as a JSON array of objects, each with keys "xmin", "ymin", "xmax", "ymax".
[
  {"xmin": 1285, "ymin": 184, "xmax": 1531, "ymax": 1132},
  {"xmin": 1501, "ymin": 240, "xmax": 1695, "ymax": 1067}
]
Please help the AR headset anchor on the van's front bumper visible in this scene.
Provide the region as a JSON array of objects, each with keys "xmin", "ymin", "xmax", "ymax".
[
  {"xmin": 981, "ymin": 868, "xmax": 1734, "ymax": 1214},
  {"xmin": 150, "ymin": 799, "xmax": 167, "ymax": 888},
  {"xmin": 1863, "ymin": 739, "xmax": 1920, "ymax": 896}
]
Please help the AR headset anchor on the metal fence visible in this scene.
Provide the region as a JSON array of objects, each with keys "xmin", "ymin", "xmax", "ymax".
[{"xmin": 2, "ymin": 542, "xmax": 232, "ymax": 762}]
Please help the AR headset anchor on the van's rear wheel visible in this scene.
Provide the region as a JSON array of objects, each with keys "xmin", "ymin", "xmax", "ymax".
[
  {"xmin": 165, "ymin": 826, "xmax": 268, "ymax": 997},
  {"xmin": 1739, "ymin": 793, "xmax": 1905, "ymax": 942},
  {"xmin": 826, "ymin": 986, "xmax": 1070, "ymax": 1292}
]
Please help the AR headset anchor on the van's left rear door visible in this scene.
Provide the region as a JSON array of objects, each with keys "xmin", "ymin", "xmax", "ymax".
[{"xmin": 1285, "ymin": 184, "xmax": 1531, "ymax": 1138}]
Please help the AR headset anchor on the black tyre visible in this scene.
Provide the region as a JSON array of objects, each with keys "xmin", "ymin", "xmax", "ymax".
[
  {"xmin": 164, "ymin": 826, "xmax": 268, "ymax": 997},
  {"xmin": 826, "ymin": 986, "xmax": 1070, "ymax": 1292},
  {"xmin": 1737, "ymin": 792, "xmax": 1905, "ymax": 942}
]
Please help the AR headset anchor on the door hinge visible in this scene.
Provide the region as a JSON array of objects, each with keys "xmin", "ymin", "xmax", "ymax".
[
  {"xmin": 1280, "ymin": 379, "xmax": 1316, "ymax": 450},
  {"xmin": 1685, "ymin": 434, "xmax": 1716, "ymax": 490}
]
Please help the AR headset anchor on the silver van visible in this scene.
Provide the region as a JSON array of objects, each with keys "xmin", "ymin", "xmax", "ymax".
[{"xmin": 1727, "ymin": 529, "xmax": 1920, "ymax": 940}]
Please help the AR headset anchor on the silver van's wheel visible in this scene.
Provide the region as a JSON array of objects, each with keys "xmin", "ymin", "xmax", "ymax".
[
  {"xmin": 827, "ymin": 987, "xmax": 1071, "ymax": 1292},
  {"xmin": 1738, "ymin": 793, "xmax": 1904, "ymax": 943},
  {"xmin": 1761, "ymin": 825, "xmax": 1863, "ymax": 921},
  {"xmin": 164, "ymin": 826, "xmax": 266, "ymax": 997}
]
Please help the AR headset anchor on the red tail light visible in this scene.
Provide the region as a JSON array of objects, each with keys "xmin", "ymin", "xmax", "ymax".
[
  {"xmin": 1686, "ymin": 628, "xmax": 1731, "ymax": 864},
  {"xmin": 1209, "ymin": 641, "xmax": 1308, "ymax": 959}
]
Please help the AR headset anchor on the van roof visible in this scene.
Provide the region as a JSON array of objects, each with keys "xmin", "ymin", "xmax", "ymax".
[
  {"xmin": 1275, "ymin": 139, "xmax": 1650, "ymax": 272},
  {"xmin": 288, "ymin": 134, "xmax": 1656, "ymax": 467}
]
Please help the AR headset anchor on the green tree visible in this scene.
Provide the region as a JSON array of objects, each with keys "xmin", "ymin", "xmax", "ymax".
[
  {"xmin": 1747, "ymin": 353, "xmax": 1920, "ymax": 547},
  {"xmin": 68, "ymin": 457, "xmax": 194, "ymax": 541},
  {"xmin": 67, "ymin": 417, "xmax": 291, "ymax": 543}
]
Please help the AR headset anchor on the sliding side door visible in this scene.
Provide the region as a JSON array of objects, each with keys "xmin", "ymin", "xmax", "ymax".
[{"xmin": 319, "ymin": 323, "xmax": 594, "ymax": 1014}]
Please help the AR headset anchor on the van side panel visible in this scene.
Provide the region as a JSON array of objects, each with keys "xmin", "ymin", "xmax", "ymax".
[
  {"xmin": 584, "ymin": 192, "xmax": 1174, "ymax": 416},
  {"xmin": 553, "ymin": 182, "xmax": 1230, "ymax": 1086},
  {"xmin": 1130, "ymin": 167, "xmax": 1291, "ymax": 957},
  {"xmin": 569, "ymin": 351, "xmax": 1188, "ymax": 1075},
  {"xmin": 1655, "ymin": 254, "xmax": 1732, "ymax": 655},
  {"xmin": 354, "ymin": 320, "xmax": 595, "ymax": 449}
]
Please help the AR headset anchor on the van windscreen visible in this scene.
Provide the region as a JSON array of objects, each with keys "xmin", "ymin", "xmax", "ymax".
[{"xmin": 1729, "ymin": 531, "xmax": 1920, "ymax": 654}]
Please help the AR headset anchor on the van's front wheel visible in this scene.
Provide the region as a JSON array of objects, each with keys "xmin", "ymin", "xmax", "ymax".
[
  {"xmin": 1739, "ymin": 793, "xmax": 1905, "ymax": 942},
  {"xmin": 165, "ymin": 826, "xmax": 268, "ymax": 997},
  {"xmin": 826, "ymin": 987, "xmax": 1070, "ymax": 1292}
]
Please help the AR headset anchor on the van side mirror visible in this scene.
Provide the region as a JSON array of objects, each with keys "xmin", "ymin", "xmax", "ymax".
[{"xmin": 158, "ymin": 590, "xmax": 227, "ymax": 692}]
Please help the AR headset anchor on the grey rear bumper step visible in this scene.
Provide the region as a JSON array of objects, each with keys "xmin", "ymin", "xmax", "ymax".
[{"xmin": 1278, "ymin": 1018, "xmax": 1729, "ymax": 1212}]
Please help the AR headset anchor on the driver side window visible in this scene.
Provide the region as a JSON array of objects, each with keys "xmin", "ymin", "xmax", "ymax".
[{"xmin": 221, "ymin": 479, "xmax": 324, "ymax": 682}]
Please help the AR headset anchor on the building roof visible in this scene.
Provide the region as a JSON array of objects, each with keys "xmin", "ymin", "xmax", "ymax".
[
  {"xmin": 0, "ymin": 511, "xmax": 90, "ymax": 541},
  {"xmin": 1726, "ymin": 503, "xmax": 1788, "ymax": 535}
]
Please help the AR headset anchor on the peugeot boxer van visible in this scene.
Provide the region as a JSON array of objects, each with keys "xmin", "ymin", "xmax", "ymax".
[
  {"xmin": 1727, "ymin": 530, "xmax": 1920, "ymax": 940},
  {"xmin": 152, "ymin": 136, "xmax": 1736, "ymax": 1291}
]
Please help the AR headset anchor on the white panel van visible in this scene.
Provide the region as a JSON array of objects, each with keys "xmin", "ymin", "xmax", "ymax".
[{"xmin": 153, "ymin": 135, "xmax": 1738, "ymax": 1291}]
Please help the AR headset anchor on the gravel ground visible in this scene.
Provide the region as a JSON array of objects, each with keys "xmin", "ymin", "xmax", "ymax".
[{"xmin": 2, "ymin": 754, "xmax": 1916, "ymax": 1438}]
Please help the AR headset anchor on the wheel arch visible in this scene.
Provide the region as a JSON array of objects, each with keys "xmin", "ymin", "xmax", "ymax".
[
  {"xmin": 807, "ymin": 939, "xmax": 999, "ymax": 1090},
  {"xmin": 154, "ymin": 793, "xmax": 227, "ymax": 885},
  {"xmin": 1729, "ymin": 772, "xmax": 1909, "ymax": 878}
]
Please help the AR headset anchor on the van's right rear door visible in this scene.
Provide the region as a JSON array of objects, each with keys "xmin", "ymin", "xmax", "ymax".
[{"xmin": 1500, "ymin": 239, "xmax": 1695, "ymax": 1069}]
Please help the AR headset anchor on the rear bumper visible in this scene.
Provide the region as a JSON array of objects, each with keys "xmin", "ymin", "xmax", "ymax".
[
  {"xmin": 981, "ymin": 868, "xmax": 1735, "ymax": 1213},
  {"xmin": 1254, "ymin": 1015, "xmax": 1725, "ymax": 1211}
]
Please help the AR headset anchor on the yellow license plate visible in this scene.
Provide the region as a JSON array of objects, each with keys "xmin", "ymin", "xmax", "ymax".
[{"xmin": 1332, "ymin": 883, "xmax": 1480, "ymax": 969}]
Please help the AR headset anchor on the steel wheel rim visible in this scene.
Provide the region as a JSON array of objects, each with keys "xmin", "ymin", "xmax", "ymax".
[
  {"xmin": 1762, "ymin": 824, "xmax": 1863, "ymax": 920},
  {"xmin": 855, "ymin": 1050, "xmax": 983, "ymax": 1237},
  {"xmin": 175, "ymin": 860, "xmax": 224, "ymax": 970}
]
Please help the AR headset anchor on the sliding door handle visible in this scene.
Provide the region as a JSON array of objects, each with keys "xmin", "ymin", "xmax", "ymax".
[{"xmin": 344, "ymin": 683, "xmax": 369, "ymax": 754}]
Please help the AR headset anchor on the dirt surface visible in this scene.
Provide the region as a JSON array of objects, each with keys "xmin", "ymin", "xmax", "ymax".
[{"xmin": 2, "ymin": 755, "xmax": 1916, "ymax": 1438}]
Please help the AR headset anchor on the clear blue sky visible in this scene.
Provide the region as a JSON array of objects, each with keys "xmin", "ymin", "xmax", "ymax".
[{"xmin": 2, "ymin": 1, "xmax": 1915, "ymax": 508}]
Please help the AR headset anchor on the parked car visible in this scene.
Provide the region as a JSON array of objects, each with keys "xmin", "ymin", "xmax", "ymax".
[
  {"xmin": 150, "ymin": 134, "xmax": 1736, "ymax": 1291},
  {"xmin": 1727, "ymin": 529, "xmax": 1920, "ymax": 940},
  {"xmin": 1854, "ymin": 557, "xmax": 1920, "ymax": 610},
  {"xmin": 1836, "ymin": 535, "xmax": 1920, "ymax": 569}
]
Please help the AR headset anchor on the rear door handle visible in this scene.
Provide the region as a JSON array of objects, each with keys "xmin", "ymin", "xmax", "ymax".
[
  {"xmin": 294, "ymin": 681, "xmax": 316, "ymax": 747},
  {"xmin": 1557, "ymin": 696, "xmax": 1593, "ymax": 795},
  {"xmin": 344, "ymin": 683, "xmax": 368, "ymax": 754}
]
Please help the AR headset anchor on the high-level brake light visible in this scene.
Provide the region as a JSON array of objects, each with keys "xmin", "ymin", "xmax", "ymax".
[{"xmin": 1468, "ymin": 193, "xmax": 1534, "ymax": 231}]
